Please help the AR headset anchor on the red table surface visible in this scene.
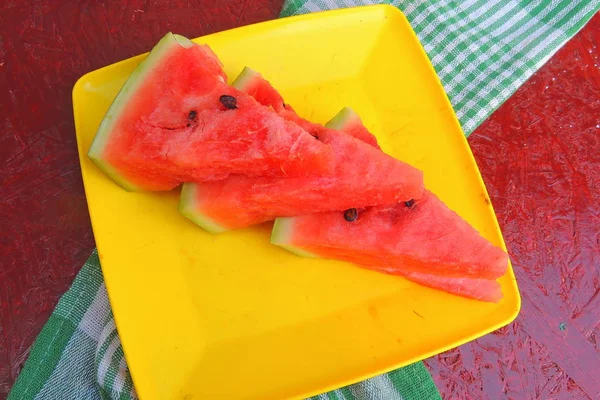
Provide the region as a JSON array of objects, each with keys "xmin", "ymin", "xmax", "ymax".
[{"xmin": 0, "ymin": 1, "xmax": 598, "ymax": 398}]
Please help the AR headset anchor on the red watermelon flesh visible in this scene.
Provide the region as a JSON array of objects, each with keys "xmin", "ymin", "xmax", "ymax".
[
  {"xmin": 232, "ymin": 67, "xmax": 289, "ymax": 113},
  {"xmin": 324, "ymin": 107, "xmax": 380, "ymax": 149},
  {"xmin": 271, "ymin": 190, "xmax": 508, "ymax": 281},
  {"xmin": 269, "ymin": 112, "xmax": 506, "ymax": 301},
  {"xmin": 230, "ymin": 67, "xmax": 315, "ymax": 131},
  {"xmin": 87, "ymin": 33, "xmax": 332, "ymax": 191},
  {"xmin": 179, "ymin": 128, "xmax": 424, "ymax": 232},
  {"xmin": 232, "ymin": 67, "xmax": 380, "ymax": 149},
  {"xmin": 405, "ymin": 272, "xmax": 502, "ymax": 303},
  {"xmin": 372, "ymin": 266, "xmax": 502, "ymax": 303}
]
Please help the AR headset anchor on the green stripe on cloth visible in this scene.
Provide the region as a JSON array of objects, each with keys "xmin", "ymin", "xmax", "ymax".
[
  {"xmin": 9, "ymin": 315, "xmax": 78, "ymax": 399},
  {"xmin": 9, "ymin": 1, "xmax": 599, "ymax": 399},
  {"xmin": 9, "ymin": 253, "xmax": 104, "ymax": 400},
  {"xmin": 34, "ymin": 331, "xmax": 100, "ymax": 400},
  {"xmin": 389, "ymin": 362, "xmax": 437, "ymax": 398}
]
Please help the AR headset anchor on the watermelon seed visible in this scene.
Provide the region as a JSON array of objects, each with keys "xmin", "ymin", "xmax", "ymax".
[
  {"xmin": 405, "ymin": 199, "xmax": 415, "ymax": 207},
  {"xmin": 219, "ymin": 95, "xmax": 237, "ymax": 109},
  {"xmin": 344, "ymin": 208, "xmax": 358, "ymax": 222},
  {"xmin": 188, "ymin": 110, "xmax": 197, "ymax": 120}
]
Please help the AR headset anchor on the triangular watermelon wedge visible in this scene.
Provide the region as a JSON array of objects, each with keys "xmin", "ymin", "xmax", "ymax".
[
  {"xmin": 178, "ymin": 71, "xmax": 424, "ymax": 232},
  {"xmin": 271, "ymin": 114, "xmax": 508, "ymax": 291},
  {"xmin": 87, "ymin": 33, "xmax": 332, "ymax": 191},
  {"xmin": 271, "ymin": 189, "xmax": 507, "ymax": 281},
  {"xmin": 233, "ymin": 67, "xmax": 381, "ymax": 149},
  {"xmin": 264, "ymin": 108, "xmax": 502, "ymax": 303}
]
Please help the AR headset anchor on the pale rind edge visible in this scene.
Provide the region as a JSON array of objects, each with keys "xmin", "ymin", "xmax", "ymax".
[
  {"xmin": 324, "ymin": 106, "xmax": 358, "ymax": 130},
  {"xmin": 87, "ymin": 32, "xmax": 190, "ymax": 191},
  {"xmin": 231, "ymin": 66, "xmax": 261, "ymax": 89},
  {"xmin": 179, "ymin": 183, "xmax": 228, "ymax": 234},
  {"xmin": 271, "ymin": 217, "xmax": 318, "ymax": 258}
]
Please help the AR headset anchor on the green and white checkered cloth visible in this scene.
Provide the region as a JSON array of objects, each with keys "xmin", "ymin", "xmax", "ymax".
[{"xmin": 9, "ymin": 1, "xmax": 599, "ymax": 399}]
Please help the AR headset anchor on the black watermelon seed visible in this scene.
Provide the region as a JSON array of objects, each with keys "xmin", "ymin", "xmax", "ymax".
[
  {"xmin": 188, "ymin": 110, "xmax": 197, "ymax": 120},
  {"xmin": 219, "ymin": 95, "xmax": 237, "ymax": 109},
  {"xmin": 405, "ymin": 199, "xmax": 415, "ymax": 207},
  {"xmin": 344, "ymin": 208, "xmax": 358, "ymax": 222}
]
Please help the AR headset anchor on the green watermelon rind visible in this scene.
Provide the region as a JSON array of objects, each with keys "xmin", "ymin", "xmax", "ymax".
[
  {"xmin": 324, "ymin": 107, "xmax": 359, "ymax": 130},
  {"xmin": 179, "ymin": 183, "xmax": 228, "ymax": 234},
  {"xmin": 231, "ymin": 66, "xmax": 259, "ymax": 90},
  {"xmin": 87, "ymin": 33, "xmax": 194, "ymax": 191},
  {"xmin": 271, "ymin": 218, "xmax": 318, "ymax": 258}
]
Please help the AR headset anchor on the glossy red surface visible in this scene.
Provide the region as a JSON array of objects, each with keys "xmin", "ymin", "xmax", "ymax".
[{"xmin": 0, "ymin": 1, "xmax": 598, "ymax": 398}]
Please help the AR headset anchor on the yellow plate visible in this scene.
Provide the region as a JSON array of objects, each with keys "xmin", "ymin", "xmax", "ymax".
[{"xmin": 73, "ymin": 5, "xmax": 520, "ymax": 400}]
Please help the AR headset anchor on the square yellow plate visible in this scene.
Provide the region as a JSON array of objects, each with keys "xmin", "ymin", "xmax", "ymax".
[{"xmin": 73, "ymin": 5, "xmax": 520, "ymax": 400}]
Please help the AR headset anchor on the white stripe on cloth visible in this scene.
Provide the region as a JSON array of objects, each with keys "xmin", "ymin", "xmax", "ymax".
[
  {"xmin": 434, "ymin": 0, "xmax": 524, "ymax": 79},
  {"xmin": 401, "ymin": 0, "xmax": 431, "ymax": 17},
  {"xmin": 349, "ymin": 374, "xmax": 405, "ymax": 400},
  {"xmin": 409, "ymin": 3, "xmax": 438, "ymax": 26},
  {"xmin": 420, "ymin": 0, "xmax": 489, "ymax": 50},
  {"xmin": 35, "ymin": 330, "xmax": 102, "ymax": 400},
  {"xmin": 435, "ymin": 3, "xmax": 522, "ymax": 67},
  {"xmin": 96, "ymin": 321, "xmax": 120, "ymax": 385},
  {"xmin": 95, "ymin": 318, "xmax": 116, "ymax": 358},
  {"xmin": 113, "ymin": 357, "xmax": 129, "ymax": 394},
  {"xmin": 305, "ymin": 2, "xmax": 326, "ymax": 12},
  {"xmin": 79, "ymin": 283, "xmax": 111, "ymax": 341}
]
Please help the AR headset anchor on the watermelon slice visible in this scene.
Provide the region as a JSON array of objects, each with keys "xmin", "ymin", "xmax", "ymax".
[
  {"xmin": 87, "ymin": 33, "xmax": 332, "ymax": 191},
  {"xmin": 272, "ymin": 190, "xmax": 507, "ymax": 281},
  {"xmin": 179, "ymin": 128, "xmax": 423, "ymax": 232},
  {"xmin": 267, "ymin": 110, "xmax": 506, "ymax": 301},
  {"xmin": 178, "ymin": 72, "xmax": 424, "ymax": 232},
  {"xmin": 232, "ymin": 67, "xmax": 380, "ymax": 149}
]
